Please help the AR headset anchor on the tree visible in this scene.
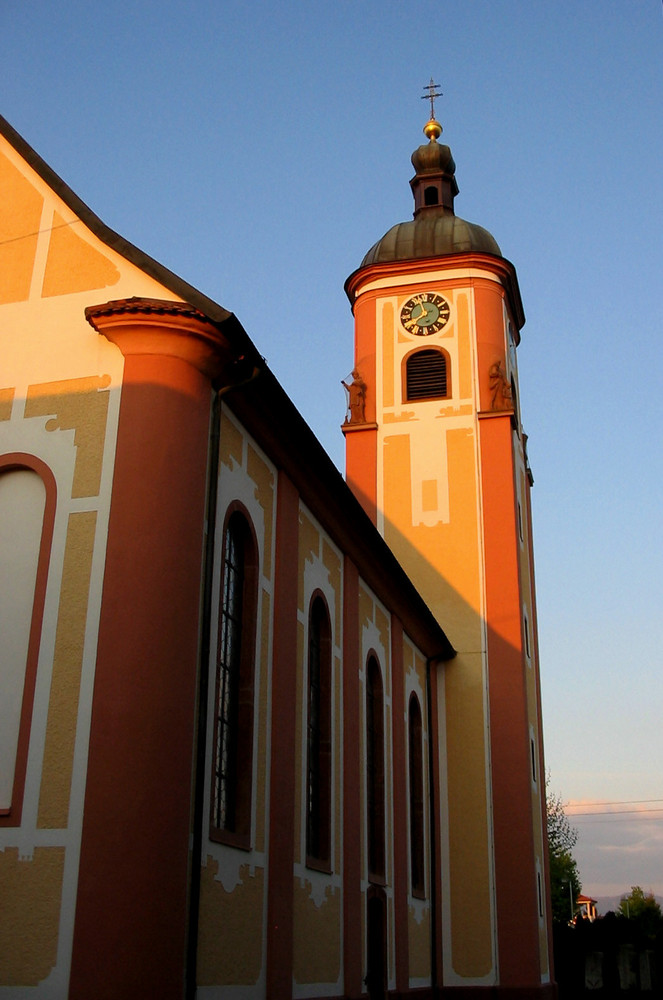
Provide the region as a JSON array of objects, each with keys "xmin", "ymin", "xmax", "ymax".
[
  {"xmin": 617, "ymin": 885, "xmax": 662, "ymax": 940},
  {"xmin": 546, "ymin": 781, "xmax": 581, "ymax": 924}
]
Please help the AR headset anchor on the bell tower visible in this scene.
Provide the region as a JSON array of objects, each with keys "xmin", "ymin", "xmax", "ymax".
[{"xmin": 343, "ymin": 90, "xmax": 553, "ymax": 995}]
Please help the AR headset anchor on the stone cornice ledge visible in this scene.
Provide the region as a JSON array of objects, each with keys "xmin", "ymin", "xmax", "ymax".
[{"xmin": 85, "ymin": 297, "xmax": 236, "ymax": 382}]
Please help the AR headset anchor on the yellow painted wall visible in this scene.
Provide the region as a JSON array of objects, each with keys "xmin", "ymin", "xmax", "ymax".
[
  {"xmin": 0, "ymin": 130, "xmax": 184, "ymax": 990},
  {"xmin": 350, "ymin": 261, "xmax": 550, "ymax": 984},
  {"xmin": 408, "ymin": 905, "xmax": 431, "ymax": 981},
  {"xmin": 197, "ymin": 859, "xmax": 264, "ymax": 986},
  {"xmin": 293, "ymin": 883, "xmax": 341, "ymax": 985},
  {"xmin": 292, "ymin": 506, "xmax": 343, "ymax": 986},
  {"xmin": 0, "ymin": 847, "xmax": 64, "ymax": 986},
  {"xmin": 196, "ymin": 413, "xmax": 278, "ymax": 987},
  {"xmin": 351, "ymin": 271, "xmax": 505, "ymax": 982}
]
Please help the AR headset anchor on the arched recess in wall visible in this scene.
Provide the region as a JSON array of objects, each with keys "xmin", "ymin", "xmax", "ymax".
[
  {"xmin": 0, "ymin": 454, "xmax": 56, "ymax": 826},
  {"xmin": 403, "ymin": 346, "xmax": 451, "ymax": 402},
  {"xmin": 306, "ymin": 590, "xmax": 332, "ymax": 871},
  {"xmin": 366, "ymin": 654, "xmax": 385, "ymax": 883},
  {"xmin": 209, "ymin": 501, "xmax": 259, "ymax": 849},
  {"xmin": 408, "ymin": 692, "xmax": 425, "ymax": 898}
]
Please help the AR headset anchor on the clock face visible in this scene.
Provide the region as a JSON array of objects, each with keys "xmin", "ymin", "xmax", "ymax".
[{"xmin": 400, "ymin": 292, "xmax": 450, "ymax": 336}]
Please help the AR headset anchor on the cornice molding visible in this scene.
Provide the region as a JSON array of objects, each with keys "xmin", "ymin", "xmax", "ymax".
[{"xmin": 86, "ymin": 297, "xmax": 236, "ymax": 382}]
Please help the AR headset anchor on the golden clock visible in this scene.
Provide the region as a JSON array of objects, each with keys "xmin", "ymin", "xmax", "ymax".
[{"xmin": 400, "ymin": 292, "xmax": 450, "ymax": 335}]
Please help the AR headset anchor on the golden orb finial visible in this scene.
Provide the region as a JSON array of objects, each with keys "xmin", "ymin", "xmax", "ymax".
[{"xmin": 423, "ymin": 117, "xmax": 442, "ymax": 142}]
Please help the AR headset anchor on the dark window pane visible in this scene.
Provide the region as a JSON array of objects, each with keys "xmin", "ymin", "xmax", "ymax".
[
  {"xmin": 366, "ymin": 657, "xmax": 385, "ymax": 880},
  {"xmin": 306, "ymin": 596, "xmax": 331, "ymax": 867}
]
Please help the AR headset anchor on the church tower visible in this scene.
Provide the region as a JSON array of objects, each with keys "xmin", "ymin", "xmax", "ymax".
[{"xmin": 343, "ymin": 91, "xmax": 553, "ymax": 995}]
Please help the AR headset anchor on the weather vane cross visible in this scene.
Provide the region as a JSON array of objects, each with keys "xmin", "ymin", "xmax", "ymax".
[{"xmin": 422, "ymin": 78, "xmax": 442, "ymax": 119}]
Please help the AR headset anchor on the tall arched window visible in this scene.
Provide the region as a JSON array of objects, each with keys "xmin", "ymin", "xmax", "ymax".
[
  {"xmin": 366, "ymin": 656, "xmax": 385, "ymax": 882},
  {"xmin": 306, "ymin": 594, "xmax": 332, "ymax": 869},
  {"xmin": 405, "ymin": 348, "xmax": 450, "ymax": 401},
  {"xmin": 408, "ymin": 693, "xmax": 425, "ymax": 897},
  {"xmin": 210, "ymin": 508, "xmax": 258, "ymax": 847},
  {"xmin": 0, "ymin": 462, "xmax": 53, "ymax": 824}
]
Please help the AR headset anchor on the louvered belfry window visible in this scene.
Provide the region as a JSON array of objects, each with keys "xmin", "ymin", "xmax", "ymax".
[{"xmin": 406, "ymin": 349, "xmax": 448, "ymax": 401}]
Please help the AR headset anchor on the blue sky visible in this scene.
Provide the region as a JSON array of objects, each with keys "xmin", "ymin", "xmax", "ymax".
[{"xmin": 3, "ymin": 1, "xmax": 662, "ymax": 899}]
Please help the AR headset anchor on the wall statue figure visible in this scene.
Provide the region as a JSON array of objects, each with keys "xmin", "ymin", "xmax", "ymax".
[
  {"xmin": 342, "ymin": 369, "xmax": 367, "ymax": 424},
  {"xmin": 489, "ymin": 360, "xmax": 512, "ymax": 410}
]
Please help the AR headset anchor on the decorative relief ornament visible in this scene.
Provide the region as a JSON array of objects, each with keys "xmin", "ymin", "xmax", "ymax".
[{"xmin": 400, "ymin": 292, "xmax": 450, "ymax": 336}]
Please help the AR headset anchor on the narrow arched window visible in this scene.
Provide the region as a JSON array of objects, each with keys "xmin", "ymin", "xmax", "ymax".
[
  {"xmin": 306, "ymin": 595, "xmax": 332, "ymax": 869},
  {"xmin": 405, "ymin": 348, "xmax": 449, "ymax": 401},
  {"xmin": 210, "ymin": 509, "xmax": 258, "ymax": 847},
  {"xmin": 0, "ymin": 463, "xmax": 53, "ymax": 825},
  {"xmin": 408, "ymin": 693, "xmax": 425, "ymax": 897},
  {"xmin": 424, "ymin": 185, "xmax": 439, "ymax": 206},
  {"xmin": 366, "ymin": 656, "xmax": 385, "ymax": 881}
]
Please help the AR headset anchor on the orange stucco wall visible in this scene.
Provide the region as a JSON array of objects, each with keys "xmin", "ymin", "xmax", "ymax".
[{"xmin": 346, "ymin": 254, "xmax": 550, "ymax": 990}]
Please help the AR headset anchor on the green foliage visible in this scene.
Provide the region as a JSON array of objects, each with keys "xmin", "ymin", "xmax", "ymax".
[
  {"xmin": 546, "ymin": 784, "xmax": 578, "ymax": 857},
  {"xmin": 617, "ymin": 885, "xmax": 662, "ymax": 941},
  {"xmin": 546, "ymin": 781, "xmax": 581, "ymax": 924},
  {"xmin": 549, "ymin": 849, "xmax": 581, "ymax": 925}
]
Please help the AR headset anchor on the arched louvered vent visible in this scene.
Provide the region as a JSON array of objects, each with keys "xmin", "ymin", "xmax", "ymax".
[{"xmin": 406, "ymin": 349, "xmax": 448, "ymax": 401}]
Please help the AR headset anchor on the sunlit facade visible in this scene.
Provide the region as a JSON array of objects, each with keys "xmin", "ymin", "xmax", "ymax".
[{"xmin": 0, "ymin": 110, "xmax": 552, "ymax": 999}]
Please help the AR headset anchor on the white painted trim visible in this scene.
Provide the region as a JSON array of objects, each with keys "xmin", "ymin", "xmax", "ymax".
[{"xmin": 355, "ymin": 266, "xmax": 504, "ymax": 298}]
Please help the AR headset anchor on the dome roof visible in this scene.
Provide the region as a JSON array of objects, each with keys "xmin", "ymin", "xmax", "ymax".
[
  {"xmin": 358, "ymin": 114, "xmax": 501, "ymax": 268},
  {"xmin": 361, "ymin": 212, "xmax": 501, "ymax": 267},
  {"xmin": 411, "ymin": 137, "xmax": 456, "ymax": 176}
]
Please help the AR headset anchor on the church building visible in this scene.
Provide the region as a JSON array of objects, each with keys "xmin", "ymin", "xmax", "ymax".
[{"xmin": 0, "ymin": 99, "xmax": 553, "ymax": 999}]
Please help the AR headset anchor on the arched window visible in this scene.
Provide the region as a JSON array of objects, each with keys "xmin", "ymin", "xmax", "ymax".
[
  {"xmin": 366, "ymin": 656, "xmax": 385, "ymax": 882},
  {"xmin": 408, "ymin": 693, "xmax": 425, "ymax": 897},
  {"xmin": 306, "ymin": 594, "xmax": 332, "ymax": 869},
  {"xmin": 405, "ymin": 348, "xmax": 450, "ymax": 401},
  {"xmin": 424, "ymin": 185, "xmax": 439, "ymax": 206},
  {"xmin": 210, "ymin": 508, "xmax": 258, "ymax": 847},
  {"xmin": 0, "ymin": 462, "xmax": 54, "ymax": 825}
]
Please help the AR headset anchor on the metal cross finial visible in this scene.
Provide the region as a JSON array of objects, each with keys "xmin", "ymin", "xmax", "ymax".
[{"xmin": 421, "ymin": 78, "xmax": 442, "ymax": 119}]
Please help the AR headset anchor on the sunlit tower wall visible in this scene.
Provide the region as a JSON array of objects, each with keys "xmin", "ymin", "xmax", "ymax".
[{"xmin": 343, "ymin": 105, "xmax": 553, "ymax": 997}]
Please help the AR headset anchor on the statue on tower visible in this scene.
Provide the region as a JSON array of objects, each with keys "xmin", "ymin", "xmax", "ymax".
[
  {"xmin": 489, "ymin": 360, "xmax": 513, "ymax": 410},
  {"xmin": 342, "ymin": 369, "xmax": 367, "ymax": 424}
]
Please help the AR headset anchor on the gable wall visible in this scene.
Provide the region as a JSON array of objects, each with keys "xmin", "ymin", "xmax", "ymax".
[{"xmin": 0, "ymin": 134, "xmax": 181, "ymax": 991}]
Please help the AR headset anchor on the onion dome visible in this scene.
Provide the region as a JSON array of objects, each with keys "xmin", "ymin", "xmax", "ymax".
[{"xmin": 360, "ymin": 116, "xmax": 501, "ymax": 267}]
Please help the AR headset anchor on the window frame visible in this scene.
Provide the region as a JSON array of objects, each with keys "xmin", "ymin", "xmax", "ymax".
[
  {"xmin": 305, "ymin": 592, "xmax": 333, "ymax": 872},
  {"xmin": 366, "ymin": 654, "xmax": 386, "ymax": 884},
  {"xmin": 0, "ymin": 455, "xmax": 56, "ymax": 827},
  {"xmin": 408, "ymin": 692, "xmax": 426, "ymax": 898},
  {"xmin": 209, "ymin": 504, "xmax": 259, "ymax": 850},
  {"xmin": 403, "ymin": 346, "xmax": 451, "ymax": 402}
]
